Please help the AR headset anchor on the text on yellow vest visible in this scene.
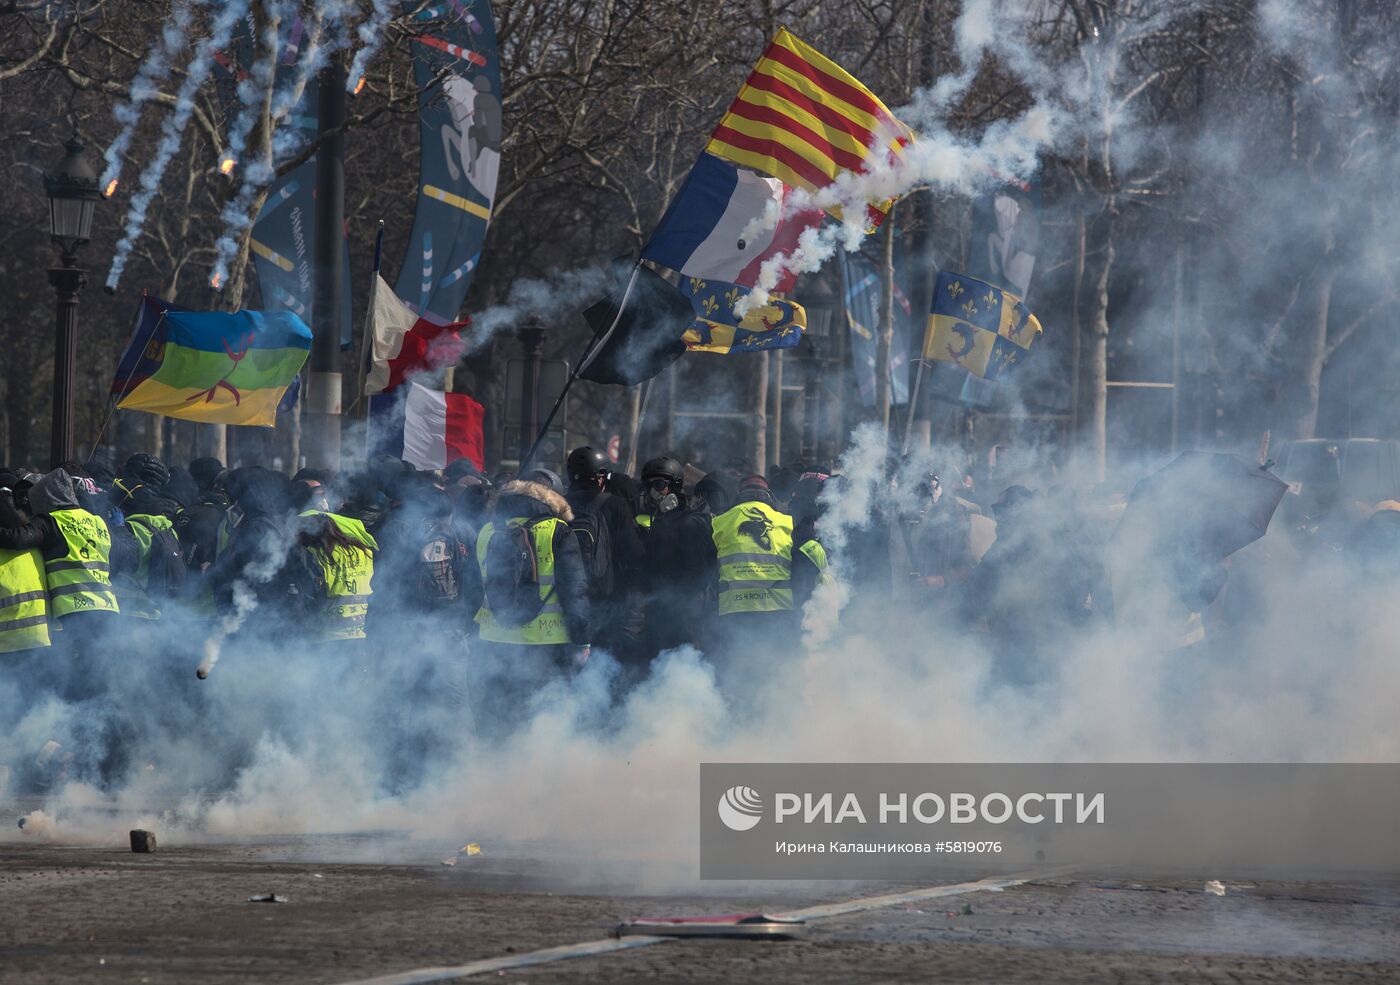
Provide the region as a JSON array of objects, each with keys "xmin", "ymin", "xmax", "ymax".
[
  {"xmin": 711, "ymin": 501, "xmax": 795, "ymax": 614},
  {"xmin": 474, "ymin": 517, "xmax": 570, "ymax": 644}
]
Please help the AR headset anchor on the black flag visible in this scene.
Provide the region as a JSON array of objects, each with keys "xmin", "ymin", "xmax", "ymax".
[{"xmin": 578, "ymin": 263, "xmax": 691, "ymax": 386}]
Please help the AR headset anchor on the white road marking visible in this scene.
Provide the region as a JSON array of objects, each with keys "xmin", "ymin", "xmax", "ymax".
[{"xmin": 326, "ymin": 868, "xmax": 1067, "ymax": 985}]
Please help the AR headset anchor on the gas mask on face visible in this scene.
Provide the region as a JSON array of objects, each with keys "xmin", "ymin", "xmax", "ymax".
[
  {"xmin": 646, "ymin": 486, "xmax": 680, "ymax": 514},
  {"xmin": 644, "ymin": 477, "xmax": 679, "ymax": 514}
]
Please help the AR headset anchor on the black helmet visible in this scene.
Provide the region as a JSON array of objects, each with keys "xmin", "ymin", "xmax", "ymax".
[
  {"xmin": 641, "ymin": 455, "xmax": 684, "ymax": 491},
  {"xmin": 567, "ymin": 446, "xmax": 610, "ymax": 483}
]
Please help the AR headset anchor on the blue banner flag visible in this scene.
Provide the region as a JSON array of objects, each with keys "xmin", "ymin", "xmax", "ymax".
[{"xmin": 395, "ymin": 1, "xmax": 502, "ymax": 320}]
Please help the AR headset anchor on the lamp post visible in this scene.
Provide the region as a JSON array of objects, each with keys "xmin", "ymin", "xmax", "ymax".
[{"xmin": 43, "ymin": 138, "xmax": 100, "ymax": 468}]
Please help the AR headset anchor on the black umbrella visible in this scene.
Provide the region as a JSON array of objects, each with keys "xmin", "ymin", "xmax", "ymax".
[{"xmin": 1115, "ymin": 451, "xmax": 1289, "ymax": 561}]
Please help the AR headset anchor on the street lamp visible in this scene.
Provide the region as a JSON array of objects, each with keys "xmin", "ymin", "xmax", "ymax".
[{"xmin": 43, "ymin": 138, "xmax": 100, "ymax": 467}]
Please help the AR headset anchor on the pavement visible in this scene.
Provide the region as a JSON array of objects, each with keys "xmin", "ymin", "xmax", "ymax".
[{"xmin": 2, "ymin": 815, "xmax": 1398, "ymax": 984}]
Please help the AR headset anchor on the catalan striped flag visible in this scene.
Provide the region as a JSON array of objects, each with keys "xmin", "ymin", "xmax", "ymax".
[{"xmin": 706, "ymin": 28, "xmax": 911, "ymax": 228}]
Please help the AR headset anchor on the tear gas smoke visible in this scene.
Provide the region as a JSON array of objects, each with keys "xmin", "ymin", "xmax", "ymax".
[
  {"xmin": 12, "ymin": 1, "xmax": 1400, "ymax": 889},
  {"xmin": 98, "ymin": 0, "xmax": 205, "ymax": 195},
  {"xmin": 106, "ymin": 0, "xmax": 250, "ymax": 291},
  {"xmin": 346, "ymin": 0, "xmax": 398, "ymax": 94},
  {"xmin": 208, "ymin": 2, "xmax": 358, "ymax": 289}
]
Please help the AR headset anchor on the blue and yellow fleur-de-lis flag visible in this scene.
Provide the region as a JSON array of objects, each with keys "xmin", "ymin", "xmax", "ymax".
[
  {"xmin": 679, "ymin": 276, "xmax": 807, "ymax": 354},
  {"xmin": 922, "ymin": 271, "xmax": 1042, "ymax": 380}
]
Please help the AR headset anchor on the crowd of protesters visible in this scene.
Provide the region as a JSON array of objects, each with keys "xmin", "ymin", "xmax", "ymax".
[{"xmin": 7, "ymin": 436, "xmax": 1390, "ymax": 792}]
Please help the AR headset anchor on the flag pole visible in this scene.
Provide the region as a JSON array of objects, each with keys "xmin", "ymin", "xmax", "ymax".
[
  {"xmin": 349, "ymin": 220, "xmax": 385, "ymax": 457},
  {"xmin": 623, "ymin": 377, "xmax": 654, "ymax": 476},
  {"xmin": 900, "ymin": 357, "xmax": 928, "ymax": 455},
  {"xmin": 519, "ymin": 261, "xmax": 642, "ymax": 474}
]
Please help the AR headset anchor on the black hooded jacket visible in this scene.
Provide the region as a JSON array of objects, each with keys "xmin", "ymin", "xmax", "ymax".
[
  {"xmin": 0, "ymin": 469, "xmax": 94, "ymax": 561},
  {"xmin": 207, "ymin": 468, "xmax": 296, "ymax": 613},
  {"xmin": 565, "ymin": 482, "xmax": 643, "ymax": 594}
]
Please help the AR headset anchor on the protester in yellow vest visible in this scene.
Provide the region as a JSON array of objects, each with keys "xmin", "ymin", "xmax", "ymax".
[
  {"xmin": 475, "ymin": 479, "xmax": 591, "ymax": 656},
  {"xmin": 707, "ymin": 474, "xmax": 828, "ymax": 629},
  {"xmin": 0, "ymin": 542, "xmax": 50, "ymax": 654},
  {"xmin": 0, "ymin": 469, "xmax": 118, "ymax": 628},
  {"xmin": 0, "ymin": 469, "xmax": 118, "ymax": 728},
  {"xmin": 297, "ymin": 509, "xmax": 378, "ymax": 642}
]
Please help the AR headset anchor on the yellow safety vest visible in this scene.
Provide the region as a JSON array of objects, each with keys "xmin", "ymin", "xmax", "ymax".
[
  {"xmin": 797, "ymin": 539, "xmax": 833, "ymax": 586},
  {"xmin": 112, "ymin": 513, "xmax": 177, "ymax": 621},
  {"xmin": 711, "ymin": 501, "xmax": 795, "ymax": 615},
  {"xmin": 635, "ymin": 514, "xmax": 653, "ymax": 530},
  {"xmin": 46, "ymin": 509, "xmax": 119, "ymax": 618},
  {"xmin": 475, "ymin": 517, "xmax": 570, "ymax": 644},
  {"xmin": 126, "ymin": 513, "xmax": 175, "ymax": 586},
  {"xmin": 0, "ymin": 548, "xmax": 50, "ymax": 653},
  {"xmin": 300, "ymin": 510, "xmax": 377, "ymax": 640}
]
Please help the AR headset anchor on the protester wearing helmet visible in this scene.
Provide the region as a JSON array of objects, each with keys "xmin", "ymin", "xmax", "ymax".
[
  {"xmin": 637, "ymin": 455, "xmax": 684, "ymax": 531},
  {"xmin": 564, "ymin": 446, "xmax": 643, "ymax": 665},
  {"xmin": 636, "ymin": 455, "xmax": 718, "ymax": 660}
]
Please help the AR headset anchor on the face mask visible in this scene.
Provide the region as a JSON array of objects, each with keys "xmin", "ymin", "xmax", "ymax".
[{"xmin": 648, "ymin": 488, "xmax": 679, "ymax": 514}]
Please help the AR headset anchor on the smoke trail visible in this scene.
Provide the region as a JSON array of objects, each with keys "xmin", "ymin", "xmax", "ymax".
[
  {"xmin": 105, "ymin": 0, "xmax": 252, "ymax": 292},
  {"xmin": 730, "ymin": 1, "xmax": 1196, "ymax": 315},
  {"xmin": 346, "ymin": 0, "xmax": 397, "ymax": 92},
  {"xmin": 208, "ymin": 0, "xmax": 345, "ymax": 289},
  {"xmin": 99, "ymin": 0, "xmax": 206, "ymax": 198}
]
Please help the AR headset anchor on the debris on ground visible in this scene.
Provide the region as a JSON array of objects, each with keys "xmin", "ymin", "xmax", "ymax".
[
  {"xmin": 617, "ymin": 914, "xmax": 806, "ymax": 940},
  {"xmin": 248, "ymin": 893, "xmax": 287, "ymax": 903},
  {"xmin": 129, "ymin": 829, "xmax": 157, "ymax": 853}
]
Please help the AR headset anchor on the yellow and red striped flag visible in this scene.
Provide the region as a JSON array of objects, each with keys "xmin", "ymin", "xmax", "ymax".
[{"xmin": 706, "ymin": 28, "xmax": 912, "ymax": 228}]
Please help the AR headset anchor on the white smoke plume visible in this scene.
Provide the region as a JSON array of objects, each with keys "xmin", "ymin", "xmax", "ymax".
[
  {"xmin": 731, "ymin": 0, "xmax": 1193, "ymax": 315},
  {"xmin": 105, "ymin": 0, "xmax": 252, "ymax": 291},
  {"xmin": 346, "ymin": 0, "xmax": 397, "ymax": 93},
  {"xmin": 208, "ymin": 0, "xmax": 346, "ymax": 289},
  {"xmin": 98, "ymin": 0, "xmax": 205, "ymax": 196}
]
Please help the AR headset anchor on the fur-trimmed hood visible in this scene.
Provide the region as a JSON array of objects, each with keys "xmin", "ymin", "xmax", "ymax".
[{"xmin": 492, "ymin": 479, "xmax": 574, "ymax": 522}]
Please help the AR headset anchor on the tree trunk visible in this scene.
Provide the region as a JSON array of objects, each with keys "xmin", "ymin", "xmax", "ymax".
[
  {"xmin": 750, "ymin": 351, "xmax": 768, "ymax": 472},
  {"xmin": 1294, "ymin": 268, "xmax": 1336, "ymax": 440},
  {"xmin": 1084, "ymin": 203, "xmax": 1116, "ymax": 482}
]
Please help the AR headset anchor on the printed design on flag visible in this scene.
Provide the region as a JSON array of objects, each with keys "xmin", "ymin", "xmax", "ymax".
[
  {"xmin": 680, "ymin": 277, "xmax": 806, "ymax": 354},
  {"xmin": 840, "ymin": 252, "xmax": 911, "ymax": 407},
  {"xmin": 117, "ymin": 310, "xmax": 311, "ymax": 427},
  {"xmin": 923, "ymin": 272, "xmax": 1042, "ymax": 381},
  {"xmin": 397, "ymin": 0, "xmax": 501, "ymax": 321},
  {"xmin": 705, "ymin": 28, "xmax": 912, "ymax": 229},
  {"xmin": 185, "ymin": 332, "xmax": 254, "ymax": 405}
]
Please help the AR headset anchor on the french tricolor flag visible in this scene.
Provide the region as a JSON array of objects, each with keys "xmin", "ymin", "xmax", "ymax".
[
  {"xmin": 402, "ymin": 381, "xmax": 485, "ymax": 471},
  {"xmin": 364, "ymin": 273, "xmax": 470, "ymax": 395},
  {"xmin": 641, "ymin": 152, "xmax": 820, "ymax": 291}
]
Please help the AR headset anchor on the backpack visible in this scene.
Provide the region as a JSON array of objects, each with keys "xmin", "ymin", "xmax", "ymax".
[
  {"xmin": 483, "ymin": 518, "xmax": 553, "ymax": 626},
  {"xmin": 129, "ymin": 516, "xmax": 187, "ymax": 601},
  {"xmin": 416, "ymin": 518, "xmax": 460, "ymax": 602},
  {"xmin": 569, "ymin": 497, "xmax": 615, "ymax": 600}
]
